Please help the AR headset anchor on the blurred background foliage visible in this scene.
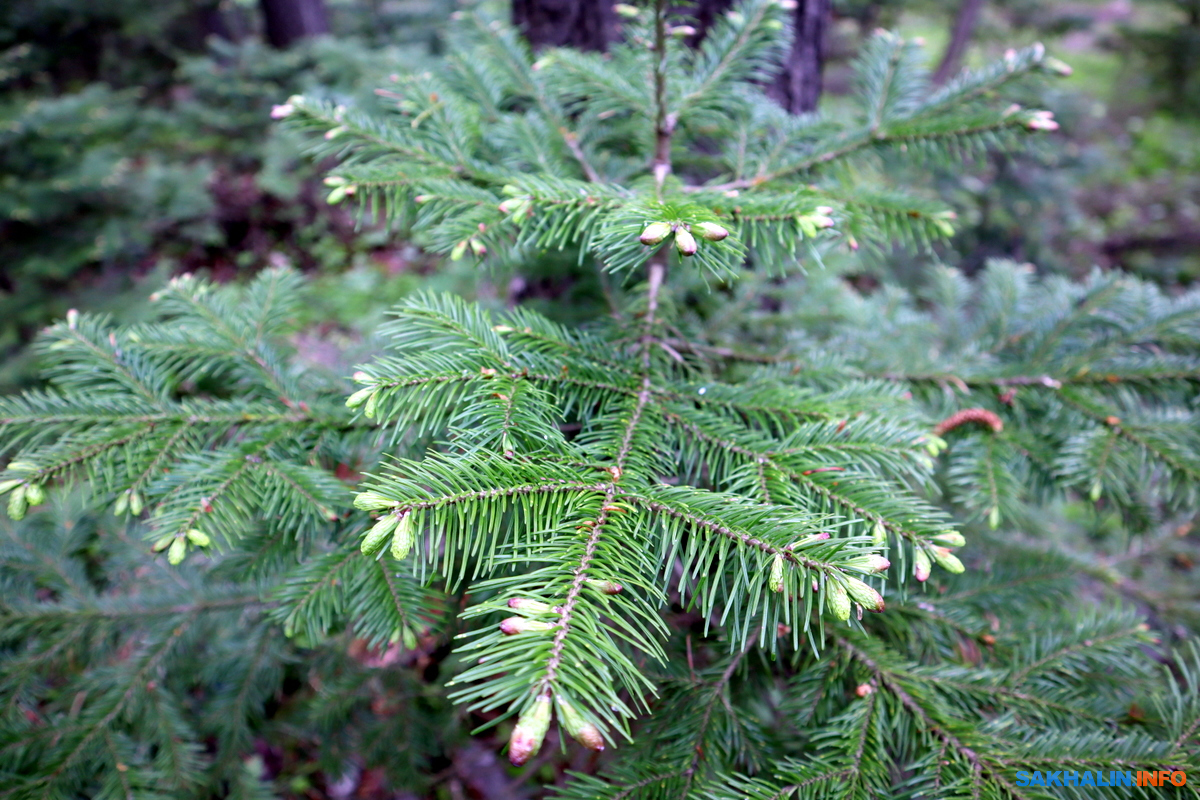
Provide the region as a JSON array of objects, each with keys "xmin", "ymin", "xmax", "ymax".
[{"xmin": 2, "ymin": 0, "xmax": 1199, "ymax": 390}]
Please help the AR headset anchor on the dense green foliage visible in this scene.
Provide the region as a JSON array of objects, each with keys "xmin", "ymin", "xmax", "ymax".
[
  {"xmin": 1, "ymin": 1, "xmax": 1198, "ymax": 798},
  {"xmin": 0, "ymin": 0, "xmax": 449, "ymax": 367}
]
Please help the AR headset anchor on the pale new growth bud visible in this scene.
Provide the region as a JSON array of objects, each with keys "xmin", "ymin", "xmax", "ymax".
[
  {"xmin": 855, "ymin": 683, "xmax": 874, "ymax": 697},
  {"xmin": 932, "ymin": 531, "xmax": 966, "ymax": 547},
  {"xmin": 932, "ymin": 546, "xmax": 965, "ymax": 574},
  {"xmin": 872, "ymin": 521, "xmax": 887, "ymax": 546},
  {"xmin": 827, "ymin": 581, "xmax": 851, "ymax": 621},
  {"xmin": 352, "ymin": 371, "xmax": 372, "ymax": 384},
  {"xmin": 788, "ymin": 531, "xmax": 830, "ymax": 550},
  {"xmin": 674, "ymin": 227, "xmax": 698, "ymax": 256},
  {"xmin": 1043, "ymin": 56, "xmax": 1073, "ymax": 76},
  {"xmin": 345, "ymin": 387, "xmax": 375, "ymax": 409},
  {"xmin": 360, "ymin": 513, "xmax": 400, "ymax": 557},
  {"xmin": 696, "ymin": 222, "xmax": 729, "ymax": 241},
  {"xmin": 1025, "ymin": 110, "xmax": 1058, "ymax": 131},
  {"xmin": 847, "ymin": 554, "xmax": 890, "ymax": 575},
  {"xmin": 509, "ymin": 696, "xmax": 552, "ymax": 765},
  {"xmin": 0, "ymin": 479, "xmax": 22, "ymax": 497},
  {"xmin": 613, "ymin": 4, "xmax": 640, "ymax": 19},
  {"xmin": 500, "ymin": 617, "xmax": 556, "ymax": 635},
  {"xmin": 23, "ymin": 483, "xmax": 45, "ymax": 506},
  {"xmin": 354, "ymin": 491, "xmax": 400, "ymax": 511},
  {"xmin": 7, "ymin": 485, "xmax": 27, "ymax": 521},
  {"xmin": 129, "ymin": 491, "xmax": 144, "ymax": 516},
  {"xmin": 639, "ymin": 222, "xmax": 672, "ymax": 246},
  {"xmin": 499, "ymin": 197, "xmax": 530, "ymax": 216},
  {"xmin": 167, "ymin": 537, "xmax": 187, "ymax": 565},
  {"xmin": 914, "ymin": 549, "xmax": 932, "ymax": 582},
  {"xmin": 185, "ymin": 529, "xmax": 211, "ymax": 547},
  {"xmin": 769, "ymin": 554, "xmax": 785, "ymax": 593},
  {"xmin": 558, "ymin": 698, "xmax": 605, "ymax": 751},
  {"xmin": 270, "ymin": 104, "xmax": 295, "ymax": 119},
  {"xmin": 390, "ymin": 513, "xmax": 415, "ymax": 560},
  {"xmin": 670, "ymin": 25, "xmax": 697, "ymax": 38},
  {"xmin": 844, "ymin": 576, "xmax": 885, "ymax": 612},
  {"xmin": 586, "ymin": 579, "xmax": 624, "ymax": 594},
  {"xmin": 508, "ymin": 598, "xmax": 553, "ymax": 613}
]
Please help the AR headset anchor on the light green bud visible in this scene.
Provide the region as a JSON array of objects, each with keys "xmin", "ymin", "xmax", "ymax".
[
  {"xmin": 674, "ymin": 227, "xmax": 697, "ymax": 256},
  {"xmin": 509, "ymin": 696, "xmax": 552, "ymax": 766},
  {"xmin": 390, "ymin": 512, "xmax": 414, "ymax": 560},
  {"xmin": 843, "ymin": 576, "xmax": 885, "ymax": 612},
  {"xmin": 827, "ymin": 581, "xmax": 851, "ymax": 621},
  {"xmin": 7, "ymin": 485, "xmax": 27, "ymax": 521},
  {"xmin": 558, "ymin": 697, "xmax": 605, "ymax": 751},
  {"xmin": 696, "ymin": 222, "xmax": 729, "ymax": 241},
  {"xmin": 346, "ymin": 387, "xmax": 375, "ymax": 409},
  {"xmin": 932, "ymin": 546, "xmax": 965, "ymax": 574},
  {"xmin": 639, "ymin": 222, "xmax": 672, "ymax": 246},
  {"xmin": 914, "ymin": 548, "xmax": 932, "ymax": 582},
  {"xmin": 361, "ymin": 513, "xmax": 400, "ymax": 557},
  {"xmin": 186, "ymin": 529, "xmax": 211, "ymax": 547},
  {"xmin": 769, "ymin": 554, "xmax": 784, "ymax": 593},
  {"xmin": 23, "ymin": 483, "xmax": 45, "ymax": 506},
  {"xmin": 932, "ymin": 531, "xmax": 966, "ymax": 547},
  {"xmin": 354, "ymin": 491, "xmax": 399, "ymax": 511}
]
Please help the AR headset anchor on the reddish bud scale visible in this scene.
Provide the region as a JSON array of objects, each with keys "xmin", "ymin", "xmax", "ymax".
[
  {"xmin": 509, "ymin": 696, "xmax": 552, "ymax": 765},
  {"xmin": 933, "ymin": 408, "xmax": 1004, "ymax": 436}
]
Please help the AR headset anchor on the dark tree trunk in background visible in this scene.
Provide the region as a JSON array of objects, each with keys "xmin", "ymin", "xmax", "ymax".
[
  {"xmin": 767, "ymin": 0, "xmax": 830, "ymax": 113},
  {"xmin": 933, "ymin": 0, "xmax": 985, "ymax": 84},
  {"xmin": 259, "ymin": 0, "xmax": 330, "ymax": 49},
  {"xmin": 685, "ymin": 0, "xmax": 830, "ymax": 113},
  {"xmin": 512, "ymin": 0, "xmax": 616, "ymax": 51},
  {"xmin": 514, "ymin": 0, "xmax": 830, "ymax": 109}
]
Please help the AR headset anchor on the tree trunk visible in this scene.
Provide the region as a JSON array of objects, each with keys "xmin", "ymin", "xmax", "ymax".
[
  {"xmin": 259, "ymin": 0, "xmax": 330, "ymax": 49},
  {"xmin": 768, "ymin": 0, "xmax": 830, "ymax": 113},
  {"xmin": 933, "ymin": 0, "xmax": 985, "ymax": 85},
  {"xmin": 684, "ymin": 0, "xmax": 830, "ymax": 113},
  {"xmin": 512, "ymin": 0, "xmax": 616, "ymax": 51}
]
